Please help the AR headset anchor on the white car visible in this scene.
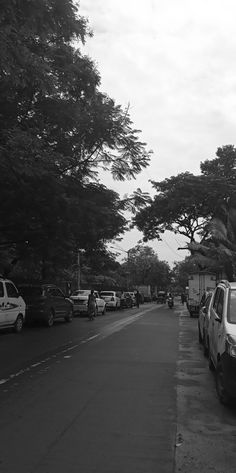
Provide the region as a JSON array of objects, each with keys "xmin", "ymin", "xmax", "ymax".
[
  {"xmin": 100, "ymin": 291, "xmax": 121, "ymax": 310},
  {"xmin": 0, "ymin": 278, "xmax": 26, "ymax": 332},
  {"xmin": 208, "ymin": 280, "xmax": 236, "ymax": 405},
  {"xmin": 70, "ymin": 289, "xmax": 106, "ymax": 316}
]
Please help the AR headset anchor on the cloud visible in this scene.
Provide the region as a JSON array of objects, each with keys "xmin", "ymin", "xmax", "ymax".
[{"xmin": 78, "ymin": 0, "xmax": 236, "ymax": 264}]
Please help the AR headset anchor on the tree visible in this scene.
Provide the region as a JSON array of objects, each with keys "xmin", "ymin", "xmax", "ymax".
[
  {"xmin": 0, "ymin": 0, "xmax": 151, "ymax": 180},
  {"xmin": 134, "ymin": 146, "xmax": 236, "ymax": 276},
  {"xmin": 0, "ymin": 0, "xmax": 151, "ymax": 278},
  {"xmin": 121, "ymin": 245, "xmax": 171, "ymax": 290},
  {"xmin": 171, "ymin": 258, "xmax": 202, "ymax": 293}
]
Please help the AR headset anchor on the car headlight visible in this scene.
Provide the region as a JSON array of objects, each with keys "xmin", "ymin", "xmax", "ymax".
[{"xmin": 225, "ymin": 334, "xmax": 236, "ymax": 358}]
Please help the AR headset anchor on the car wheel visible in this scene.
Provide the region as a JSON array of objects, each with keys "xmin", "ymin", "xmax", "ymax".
[
  {"xmin": 216, "ymin": 361, "xmax": 232, "ymax": 405},
  {"xmin": 46, "ymin": 310, "xmax": 54, "ymax": 327},
  {"xmin": 65, "ymin": 307, "xmax": 73, "ymax": 323},
  {"xmin": 14, "ymin": 315, "xmax": 23, "ymax": 333}
]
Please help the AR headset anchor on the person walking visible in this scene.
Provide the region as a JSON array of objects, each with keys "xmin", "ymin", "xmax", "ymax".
[{"xmin": 88, "ymin": 289, "xmax": 96, "ymax": 320}]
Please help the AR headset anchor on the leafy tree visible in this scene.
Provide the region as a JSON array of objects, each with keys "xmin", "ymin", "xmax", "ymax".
[
  {"xmin": 0, "ymin": 0, "xmax": 151, "ymax": 279},
  {"xmin": 171, "ymin": 258, "xmax": 203, "ymax": 293},
  {"xmin": 122, "ymin": 245, "xmax": 171, "ymax": 290},
  {"xmin": 134, "ymin": 146, "xmax": 236, "ymax": 277}
]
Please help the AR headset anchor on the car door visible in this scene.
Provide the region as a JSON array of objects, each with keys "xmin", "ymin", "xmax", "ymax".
[
  {"xmin": 5, "ymin": 281, "xmax": 21, "ymax": 325},
  {"xmin": 0, "ymin": 281, "xmax": 6, "ymax": 327},
  {"xmin": 211, "ymin": 288, "xmax": 225, "ymax": 365},
  {"xmin": 48, "ymin": 287, "xmax": 68, "ymax": 318}
]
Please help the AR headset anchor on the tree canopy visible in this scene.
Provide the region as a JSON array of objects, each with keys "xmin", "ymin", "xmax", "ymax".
[
  {"xmin": 0, "ymin": 0, "xmax": 151, "ymax": 280},
  {"xmin": 134, "ymin": 145, "xmax": 236, "ymax": 278},
  {"xmin": 121, "ymin": 245, "xmax": 171, "ymax": 290}
]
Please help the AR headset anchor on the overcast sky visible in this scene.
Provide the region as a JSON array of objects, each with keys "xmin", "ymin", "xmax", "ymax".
[{"xmin": 79, "ymin": 0, "xmax": 236, "ymax": 266}]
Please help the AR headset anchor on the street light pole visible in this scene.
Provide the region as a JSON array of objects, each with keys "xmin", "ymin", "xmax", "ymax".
[{"xmin": 77, "ymin": 250, "xmax": 81, "ymax": 290}]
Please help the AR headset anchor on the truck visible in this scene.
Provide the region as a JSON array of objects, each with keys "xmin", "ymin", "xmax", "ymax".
[
  {"xmin": 136, "ymin": 285, "xmax": 152, "ymax": 302},
  {"xmin": 187, "ymin": 272, "xmax": 217, "ymax": 317}
]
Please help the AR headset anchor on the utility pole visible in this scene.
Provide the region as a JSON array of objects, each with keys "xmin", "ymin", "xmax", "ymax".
[{"xmin": 77, "ymin": 250, "xmax": 81, "ymax": 290}]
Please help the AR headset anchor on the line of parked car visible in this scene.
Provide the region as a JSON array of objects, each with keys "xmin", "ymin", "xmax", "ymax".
[
  {"xmin": 198, "ymin": 279, "xmax": 236, "ymax": 406},
  {"xmin": 0, "ymin": 277, "xmax": 138, "ymax": 334}
]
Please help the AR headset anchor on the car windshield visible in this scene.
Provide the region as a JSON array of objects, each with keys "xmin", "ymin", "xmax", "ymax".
[
  {"xmin": 72, "ymin": 290, "xmax": 90, "ymax": 296},
  {"xmin": 228, "ymin": 289, "xmax": 236, "ymax": 323}
]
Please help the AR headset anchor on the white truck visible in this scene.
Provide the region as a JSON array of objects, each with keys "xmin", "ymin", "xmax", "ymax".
[
  {"xmin": 136, "ymin": 285, "xmax": 152, "ymax": 302},
  {"xmin": 187, "ymin": 272, "xmax": 217, "ymax": 317}
]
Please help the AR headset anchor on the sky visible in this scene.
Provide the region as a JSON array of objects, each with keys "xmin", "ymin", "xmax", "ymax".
[{"xmin": 78, "ymin": 0, "xmax": 236, "ymax": 266}]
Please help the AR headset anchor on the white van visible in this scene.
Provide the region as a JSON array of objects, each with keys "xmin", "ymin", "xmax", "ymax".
[
  {"xmin": 0, "ymin": 278, "xmax": 26, "ymax": 332},
  {"xmin": 208, "ymin": 280, "xmax": 236, "ymax": 405}
]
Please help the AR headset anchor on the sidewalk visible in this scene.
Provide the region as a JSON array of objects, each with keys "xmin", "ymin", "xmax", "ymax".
[{"xmin": 174, "ymin": 303, "xmax": 236, "ymax": 473}]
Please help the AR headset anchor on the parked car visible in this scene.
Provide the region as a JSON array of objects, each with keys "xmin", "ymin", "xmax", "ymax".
[
  {"xmin": 121, "ymin": 292, "xmax": 133, "ymax": 309},
  {"xmin": 0, "ymin": 278, "xmax": 26, "ymax": 333},
  {"xmin": 18, "ymin": 283, "xmax": 73, "ymax": 327},
  {"xmin": 124, "ymin": 292, "xmax": 136, "ymax": 306},
  {"xmin": 208, "ymin": 280, "xmax": 236, "ymax": 405},
  {"xmin": 156, "ymin": 291, "xmax": 167, "ymax": 304},
  {"xmin": 100, "ymin": 291, "xmax": 121, "ymax": 310},
  {"xmin": 198, "ymin": 291, "xmax": 213, "ymax": 356},
  {"xmin": 70, "ymin": 289, "xmax": 106, "ymax": 316}
]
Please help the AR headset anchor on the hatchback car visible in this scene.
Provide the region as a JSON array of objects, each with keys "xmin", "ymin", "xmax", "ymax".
[
  {"xmin": 18, "ymin": 284, "xmax": 73, "ymax": 327},
  {"xmin": 100, "ymin": 291, "xmax": 121, "ymax": 310},
  {"xmin": 0, "ymin": 278, "xmax": 26, "ymax": 333},
  {"xmin": 70, "ymin": 289, "xmax": 106, "ymax": 316},
  {"xmin": 208, "ymin": 280, "xmax": 236, "ymax": 404}
]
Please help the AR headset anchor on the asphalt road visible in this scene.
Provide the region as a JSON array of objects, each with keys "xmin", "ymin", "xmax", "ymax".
[
  {"xmin": 0, "ymin": 303, "xmax": 178, "ymax": 473},
  {"xmin": 2, "ymin": 302, "xmax": 236, "ymax": 473}
]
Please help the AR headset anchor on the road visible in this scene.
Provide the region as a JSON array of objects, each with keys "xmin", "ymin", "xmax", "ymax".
[{"xmin": 1, "ymin": 302, "xmax": 236, "ymax": 472}]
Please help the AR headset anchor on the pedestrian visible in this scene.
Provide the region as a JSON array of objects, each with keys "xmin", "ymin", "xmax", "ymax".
[
  {"xmin": 135, "ymin": 290, "xmax": 140, "ymax": 308},
  {"xmin": 181, "ymin": 293, "xmax": 185, "ymax": 305},
  {"xmin": 88, "ymin": 289, "xmax": 96, "ymax": 320}
]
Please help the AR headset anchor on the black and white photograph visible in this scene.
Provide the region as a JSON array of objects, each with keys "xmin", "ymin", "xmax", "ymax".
[{"xmin": 1, "ymin": 1, "xmax": 236, "ymax": 472}]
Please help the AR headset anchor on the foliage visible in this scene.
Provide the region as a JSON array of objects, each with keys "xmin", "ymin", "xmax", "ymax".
[
  {"xmin": 171, "ymin": 258, "xmax": 206, "ymax": 292},
  {"xmin": 0, "ymin": 0, "xmax": 151, "ymax": 280},
  {"xmin": 121, "ymin": 245, "xmax": 171, "ymax": 290},
  {"xmin": 134, "ymin": 145, "xmax": 236, "ymax": 277}
]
